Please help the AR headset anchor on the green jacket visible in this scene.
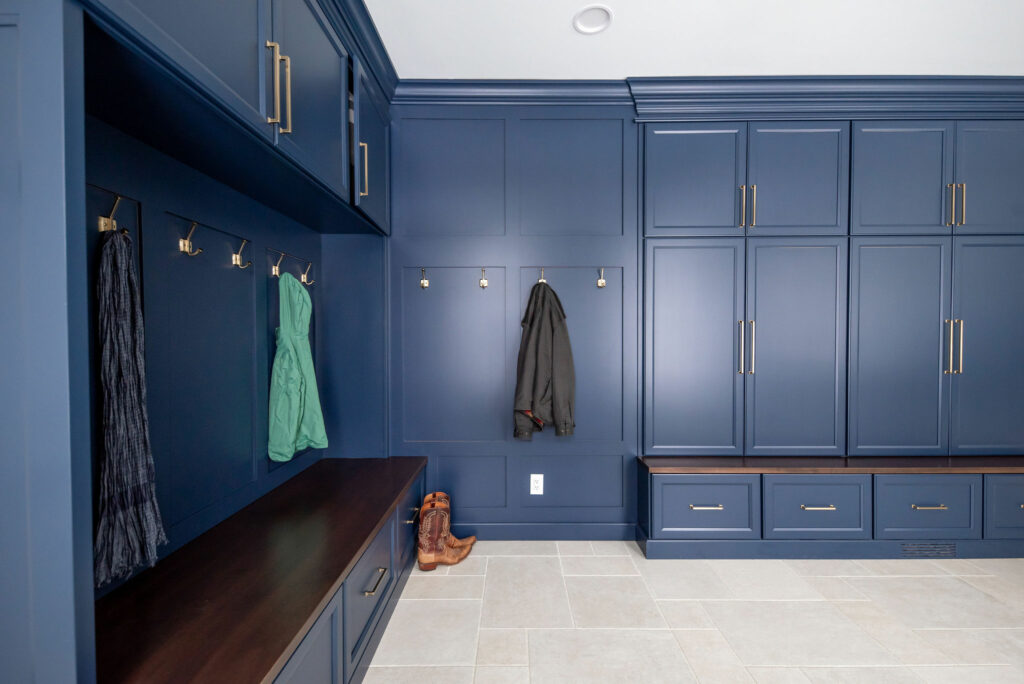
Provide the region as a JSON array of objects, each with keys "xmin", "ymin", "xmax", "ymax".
[{"xmin": 268, "ymin": 272, "xmax": 328, "ymax": 461}]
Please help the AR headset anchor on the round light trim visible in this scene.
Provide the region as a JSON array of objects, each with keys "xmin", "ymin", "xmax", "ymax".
[{"xmin": 573, "ymin": 5, "xmax": 612, "ymax": 35}]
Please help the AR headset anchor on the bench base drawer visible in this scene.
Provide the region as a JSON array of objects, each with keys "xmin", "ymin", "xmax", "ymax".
[
  {"xmin": 651, "ymin": 474, "xmax": 761, "ymax": 539},
  {"xmin": 343, "ymin": 519, "xmax": 394, "ymax": 680},
  {"xmin": 985, "ymin": 474, "xmax": 1024, "ymax": 539},
  {"xmin": 875, "ymin": 474, "xmax": 982, "ymax": 540},
  {"xmin": 764, "ymin": 474, "xmax": 872, "ymax": 540}
]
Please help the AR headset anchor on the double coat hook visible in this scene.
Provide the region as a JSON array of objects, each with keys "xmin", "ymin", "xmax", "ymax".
[
  {"xmin": 178, "ymin": 223, "xmax": 203, "ymax": 256},
  {"xmin": 232, "ymin": 239, "xmax": 251, "ymax": 269},
  {"xmin": 98, "ymin": 195, "xmax": 124, "ymax": 233}
]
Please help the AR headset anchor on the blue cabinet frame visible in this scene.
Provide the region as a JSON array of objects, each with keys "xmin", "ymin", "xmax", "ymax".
[{"xmin": 353, "ymin": 56, "xmax": 390, "ymax": 233}]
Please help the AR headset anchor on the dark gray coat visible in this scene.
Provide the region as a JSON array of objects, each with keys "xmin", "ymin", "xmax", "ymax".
[{"xmin": 514, "ymin": 282, "xmax": 575, "ymax": 440}]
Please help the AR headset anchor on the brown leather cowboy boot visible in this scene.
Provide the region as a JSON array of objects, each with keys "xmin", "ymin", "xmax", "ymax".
[
  {"xmin": 417, "ymin": 501, "xmax": 471, "ymax": 571},
  {"xmin": 423, "ymin": 492, "xmax": 477, "ymax": 548}
]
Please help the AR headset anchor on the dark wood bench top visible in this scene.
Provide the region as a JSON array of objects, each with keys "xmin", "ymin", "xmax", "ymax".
[
  {"xmin": 95, "ymin": 457, "xmax": 426, "ymax": 684},
  {"xmin": 641, "ymin": 455, "xmax": 1024, "ymax": 474}
]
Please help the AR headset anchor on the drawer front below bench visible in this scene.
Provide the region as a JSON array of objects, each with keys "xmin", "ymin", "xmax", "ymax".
[
  {"xmin": 395, "ymin": 472, "xmax": 424, "ymax": 568},
  {"xmin": 875, "ymin": 474, "xmax": 982, "ymax": 540},
  {"xmin": 651, "ymin": 474, "xmax": 761, "ymax": 539},
  {"xmin": 343, "ymin": 518, "xmax": 394, "ymax": 680},
  {"xmin": 985, "ymin": 474, "xmax": 1024, "ymax": 539},
  {"xmin": 764, "ymin": 474, "xmax": 872, "ymax": 540}
]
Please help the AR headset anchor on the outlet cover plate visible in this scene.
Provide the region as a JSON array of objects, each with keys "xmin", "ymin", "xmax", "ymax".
[{"xmin": 530, "ymin": 473, "xmax": 544, "ymax": 495}]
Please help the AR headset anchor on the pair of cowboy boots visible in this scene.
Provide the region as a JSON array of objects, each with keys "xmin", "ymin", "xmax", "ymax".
[{"xmin": 417, "ymin": 491, "xmax": 477, "ymax": 571}]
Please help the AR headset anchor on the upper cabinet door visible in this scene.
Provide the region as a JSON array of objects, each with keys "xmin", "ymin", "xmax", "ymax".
[
  {"xmin": 95, "ymin": 0, "xmax": 271, "ymax": 137},
  {"xmin": 747, "ymin": 122, "xmax": 850, "ymax": 235},
  {"xmin": 745, "ymin": 238, "xmax": 848, "ymax": 456},
  {"xmin": 354, "ymin": 60, "xmax": 390, "ymax": 233},
  {"xmin": 644, "ymin": 239, "xmax": 745, "ymax": 455},
  {"xmin": 848, "ymin": 237, "xmax": 952, "ymax": 456},
  {"xmin": 644, "ymin": 123, "xmax": 747, "ymax": 236},
  {"xmin": 851, "ymin": 121, "xmax": 955, "ymax": 235},
  {"xmin": 951, "ymin": 236, "xmax": 1024, "ymax": 454},
  {"xmin": 954, "ymin": 121, "xmax": 1024, "ymax": 234},
  {"xmin": 272, "ymin": 0, "xmax": 349, "ymax": 197}
]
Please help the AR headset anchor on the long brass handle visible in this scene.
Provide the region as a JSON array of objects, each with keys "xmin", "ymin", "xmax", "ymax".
[
  {"xmin": 279, "ymin": 54, "xmax": 292, "ymax": 134},
  {"xmin": 405, "ymin": 506, "xmax": 419, "ymax": 524},
  {"xmin": 956, "ymin": 319, "xmax": 964, "ymax": 374},
  {"xmin": 946, "ymin": 183, "xmax": 956, "ymax": 227},
  {"xmin": 359, "ymin": 142, "xmax": 369, "ymax": 197},
  {"xmin": 738, "ymin": 320, "xmax": 745, "ymax": 374},
  {"xmin": 266, "ymin": 41, "xmax": 281, "ymax": 125},
  {"xmin": 911, "ymin": 504, "xmax": 948, "ymax": 511},
  {"xmin": 689, "ymin": 504, "xmax": 724, "ymax": 511},
  {"xmin": 944, "ymin": 319, "xmax": 954, "ymax": 374},
  {"xmin": 739, "ymin": 185, "xmax": 747, "ymax": 227},
  {"xmin": 747, "ymin": 320, "xmax": 755, "ymax": 374},
  {"xmin": 800, "ymin": 504, "xmax": 837, "ymax": 511},
  {"xmin": 363, "ymin": 567, "xmax": 387, "ymax": 596},
  {"xmin": 959, "ymin": 183, "xmax": 966, "ymax": 226},
  {"xmin": 750, "ymin": 184, "xmax": 757, "ymax": 227}
]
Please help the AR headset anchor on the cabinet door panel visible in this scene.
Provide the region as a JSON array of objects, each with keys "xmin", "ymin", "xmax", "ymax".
[
  {"xmin": 274, "ymin": 591, "xmax": 340, "ymax": 684},
  {"xmin": 747, "ymin": 122, "xmax": 849, "ymax": 235},
  {"xmin": 745, "ymin": 238, "xmax": 847, "ymax": 455},
  {"xmin": 955, "ymin": 121, "xmax": 1024, "ymax": 234},
  {"xmin": 644, "ymin": 123, "xmax": 746, "ymax": 236},
  {"xmin": 851, "ymin": 121, "xmax": 954, "ymax": 234},
  {"xmin": 273, "ymin": 0, "xmax": 348, "ymax": 196},
  {"xmin": 354, "ymin": 61, "xmax": 390, "ymax": 232},
  {"xmin": 848, "ymin": 237, "xmax": 952, "ymax": 455},
  {"xmin": 645, "ymin": 239, "xmax": 744, "ymax": 455},
  {"xmin": 951, "ymin": 236, "xmax": 1024, "ymax": 454}
]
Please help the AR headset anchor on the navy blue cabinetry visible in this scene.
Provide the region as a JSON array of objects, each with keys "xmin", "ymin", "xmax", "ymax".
[
  {"xmin": 274, "ymin": 592, "xmax": 341, "ymax": 684},
  {"xmin": 354, "ymin": 58, "xmax": 390, "ymax": 233},
  {"xmin": 951, "ymin": 236, "xmax": 1024, "ymax": 454},
  {"xmin": 954, "ymin": 121, "xmax": 1024, "ymax": 234},
  {"xmin": 984, "ymin": 475, "xmax": 1024, "ymax": 539},
  {"xmin": 851, "ymin": 121, "xmax": 955, "ymax": 234},
  {"xmin": 644, "ymin": 123, "xmax": 747, "ymax": 236},
  {"xmin": 875, "ymin": 474, "xmax": 982, "ymax": 540},
  {"xmin": 848, "ymin": 237, "xmax": 952, "ymax": 455},
  {"xmin": 763, "ymin": 475, "xmax": 872, "ymax": 540},
  {"xmin": 746, "ymin": 122, "xmax": 849, "ymax": 236},
  {"xmin": 651, "ymin": 474, "xmax": 761, "ymax": 540},
  {"xmin": 745, "ymin": 238, "xmax": 848, "ymax": 456},
  {"xmin": 644, "ymin": 239, "xmax": 745, "ymax": 455}
]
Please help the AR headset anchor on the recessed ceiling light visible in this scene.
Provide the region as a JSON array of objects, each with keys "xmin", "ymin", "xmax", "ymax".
[{"xmin": 573, "ymin": 5, "xmax": 612, "ymax": 35}]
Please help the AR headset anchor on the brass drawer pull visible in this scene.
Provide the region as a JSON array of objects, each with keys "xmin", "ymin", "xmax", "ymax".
[
  {"xmin": 944, "ymin": 319, "xmax": 954, "ymax": 374},
  {"xmin": 359, "ymin": 142, "xmax": 370, "ymax": 197},
  {"xmin": 959, "ymin": 183, "xmax": 966, "ymax": 225},
  {"xmin": 800, "ymin": 504, "xmax": 837, "ymax": 511},
  {"xmin": 739, "ymin": 185, "xmax": 747, "ymax": 227},
  {"xmin": 911, "ymin": 504, "xmax": 948, "ymax": 511},
  {"xmin": 747, "ymin": 320, "xmax": 755, "ymax": 375},
  {"xmin": 750, "ymin": 184, "xmax": 757, "ymax": 227},
  {"xmin": 280, "ymin": 54, "xmax": 293, "ymax": 134},
  {"xmin": 947, "ymin": 183, "xmax": 956, "ymax": 227},
  {"xmin": 956, "ymin": 319, "xmax": 964, "ymax": 374},
  {"xmin": 689, "ymin": 504, "xmax": 724, "ymax": 511},
  {"xmin": 738, "ymin": 320, "xmax": 745, "ymax": 374},
  {"xmin": 266, "ymin": 41, "xmax": 281, "ymax": 125},
  {"xmin": 405, "ymin": 506, "xmax": 420, "ymax": 524},
  {"xmin": 363, "ymin": 567, "xmax": 387, "ymax": 596}
]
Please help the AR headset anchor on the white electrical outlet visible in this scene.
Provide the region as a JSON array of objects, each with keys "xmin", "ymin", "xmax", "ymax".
[{"xmin": 530, "ymin": 473, "xmax": 544, "ymax": 495}]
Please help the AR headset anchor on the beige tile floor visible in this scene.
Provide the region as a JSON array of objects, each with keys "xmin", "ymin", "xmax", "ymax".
[{"xmin": 367, "ymin": 543, "xmax": 1024, "ymax": 683}]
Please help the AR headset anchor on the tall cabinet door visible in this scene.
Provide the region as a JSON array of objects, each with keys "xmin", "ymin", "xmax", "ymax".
[
  {"xmin": 354, "ymin": 60, "xmax": 390, "ymax": 233},
  {"xmin": 644, "ymin": 123, "xmax": 747, "ymax": 236},
  {"xmin": 272, "ymin": 0, "xmax": 349, "ymax": 196},
  {"xmin": 745, "ymin": 238, "xmax": 848, "ymax": 456},
  {"xmin": 848, "ymin": 237, "xmax": 952, "ymax": 455},
  {"xmin": 951, "ymin": 236, "xmax": 1024, "ymax": 454},
  {"xmin": 747, "ymin": 122, "xmax": 849, "ymax": 235},
  {"xmin": 645, "ymin": 239, "xmax": 745, "ymax": 455},
  {"xmin": 954, "ymin": 121, "xmax": 1024, "ymax": 234},
  {"xmin": 851, "ymin": 121, "xmax": 955, "ymax": 234}
]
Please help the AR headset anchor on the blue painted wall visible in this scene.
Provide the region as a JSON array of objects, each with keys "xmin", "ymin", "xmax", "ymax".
[{"xmin": 388, "ymin": 104, "xmax": 640, "ymax": 539}]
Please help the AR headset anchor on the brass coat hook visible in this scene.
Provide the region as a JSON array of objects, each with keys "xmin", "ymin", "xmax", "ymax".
[
  {"xmin": 99, "ymin": 195, "xmax": 124, "ymax": 232},
  {"xmin": 538, "ymin": 267, "xmax": 547, "ymax": 283},
  {"xmin": 178, "ymin": 222, "xmax": 203, "ymax": 256},
  {"xmin": 232, "ymin": 239, "xmax": 252, "ymax": 269},
  {"xmin": 301, "ymin": 262, "xmax": 315, "ymax": 286},
  {"xmin": 597, "ymin": 267, "xmax": 607, "ymax": 288},
  {"xmin": 272, "ymin": 253, "xmax": 285, "ymax": 277},
  {"xmin": 479, "ymin": 268, "xmax": 488, "ymax": 289},
  {"xmin": 419, "ymin": 268, "xmax": 429, "ymax": 289}
]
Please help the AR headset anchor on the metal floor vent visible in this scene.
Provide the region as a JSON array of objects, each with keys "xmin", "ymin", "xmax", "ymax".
[{"xmin": 900, "ymin": 542, "xmax": 957, "ymax": 558}]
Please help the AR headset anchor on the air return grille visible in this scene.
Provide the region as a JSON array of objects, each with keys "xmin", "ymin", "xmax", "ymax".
[{"xmin": 900, "ymin": 542, "xmax": 957, "ymax": 558}]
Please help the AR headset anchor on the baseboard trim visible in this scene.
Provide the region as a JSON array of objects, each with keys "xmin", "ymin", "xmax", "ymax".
[{"xmin": 451, "ymin": 522, "xmax": 635, "ymax": 541}]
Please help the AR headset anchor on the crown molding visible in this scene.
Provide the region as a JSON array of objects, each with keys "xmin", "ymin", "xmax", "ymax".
[
  {"xmin": 323, "ymin": 0, "xmax": 399, "ymax": 100},
  {"xmin": 391, "ymin": 80, "xmax": 634, "ymax": 107}
]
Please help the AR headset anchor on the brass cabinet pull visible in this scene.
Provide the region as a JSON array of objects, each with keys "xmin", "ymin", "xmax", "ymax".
[
  {"xmin": 947, "ymin": 183, "xmax": 956, "ymax": 227},
  {"xmin": 363, "ymin": 567, "xmax": 387, "ymax": 596},
  {"xmin": 739, "ymin": 185, "xmax": 747, "ymax": 227},
  {"xmin": 405, "ymin": 506, "xmax": 419, "ymax": 524},
  {"xmin": 748, "ymin": 320, "xmax": 756, "ymax": 374},
  {"xmin": 738, "ymin": 320, "xmax": 745, "ymax": 374},
  {"xmin": 750, "ymin": 184, "xmax": 757, "ymax": 227},
  {"xmin": 280, "ymin": 54, "xmax": 292, "ymax": 134},
  {"xmin": 959, "ymin": 183, "xmax": 967, "ymax": 225},
  {"xmin": 911, "ymin": 504, "xmax": 948, "ymax": 511},
  {"xmin": 1019, "ymin": 504, "xmax": 1024, "ymax": 510},
  {"xmin": 689, "ymin": 504, "xmax": 724, "ymax": 511},
  {"xmin": 266, "ymin": 41, "xmax": 281, "ymax": 125},
  {"xmin": 956, "ymin": 319, "xmax": 964, "ymax": 374},
  {"xmin": 359, "ymin": 142, "xmax": 370, "ymax": 196},
  {"xmin": 944, "ymin": 319, "xmax": 954, "ymax": 374},
  {"xmin": 801, "ymin": 504, "xmax": 837, "ymax": 511}
]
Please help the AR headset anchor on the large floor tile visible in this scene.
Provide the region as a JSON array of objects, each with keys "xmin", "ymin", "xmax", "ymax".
[
  {"xmin": 853, "ymin": 560, "xmax": 950, "ymax": 577},
  {"xmin": 833, "ymin": 602, "xmax": 951, "ymax": 665},
  {"xmin": 473, "ymin": 666, "xmax": 529, "ymax": 684},
  {"xmin": 963, "ymin": 574, "xmax": 1024, "ymax": 610},
  {"xmin": 480, "ymin": 556, "xmax": 572, "ymax": 628},
  {"xmin": 913, "ymin": 628, "xmax": 1024, "ymax": 666},
  {"xmin": 529, "ymin": 629, "xmax": 696, "ymax": 683},
  {"xmin": 565, "ymin": 576, "xmax": 665, "ymax": 628},
  {"xmin": 657, "ymin": 600, "xmax": 716, "ymax": 629},
  {"xmin": 802, "ymin": 577, "xmax": 867, "ymax": 601},
  {"xmin": 706, "ymin": 560, "xmax": 825, "ymax": 600},
  {"xmin": 475, "ymin": 629, "xmax": 528, "ymax": 666},
  {"xmin": 800, "ymin": 667, "xmax": 923, "ymax": 683},
  {"xmin": 703, "ymin": 601, "xmax": 899, "ymax": 667},
  {"xmin": 401, "ymin": 575, "xmax": 485, "ymax": 599},
  {"xmin": 556, "ymin": 540, "xmax": 594, "ymax": 555},
  {"xmin": 674, "ymin": 629, "xmax": 755, "ymax": 683},
  {"xmin": 967, "ymin": 558, "xmax": 1024, "ymax": 579},
  {"xmin": 635, "ymin": 559, "xmax": 735, "ymax": 600},
  {"xmin": 910, "ymin": 665, "xmax": 1024, "ymax": 683},
  {"xmin": 747, "ymin": 667, "xmax": 812, "ymax": 683},
  {"xmin": 845, "ymin": 576, "xmax": 1024, "ymax": 629},
  {"xmin": 371, "ymin": 600, "xmax": 481, "ymax": 666},
  {"xmin": 449, "ymin": 556, "xmax": 488, "ymax": 576},
  {"xmin": 924, "ymin": 558, "xmax": 991, "ymax": 576},
  {"xmin": 590, "ymin": 540, "xmax": 633, "ymax": 556},
  {"xmin": 363, "ymin": 666, "xmax": 475, "ymax": 683},
  {"xmin": 784, "ymin": 560, "xmax": 874, "ymax": 577},
  {"xmin": 560, "ymin": 555, "xmax": 638, "ymax": 576},
  {"xmin": 471, "ymin": 540, "xmax": 557, "ymax": 556}
]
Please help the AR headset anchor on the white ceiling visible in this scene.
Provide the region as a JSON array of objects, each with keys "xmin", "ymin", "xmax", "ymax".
[{"xmin": 364, "ymin": 0, "xmax": 1024, "ymax": 80}]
